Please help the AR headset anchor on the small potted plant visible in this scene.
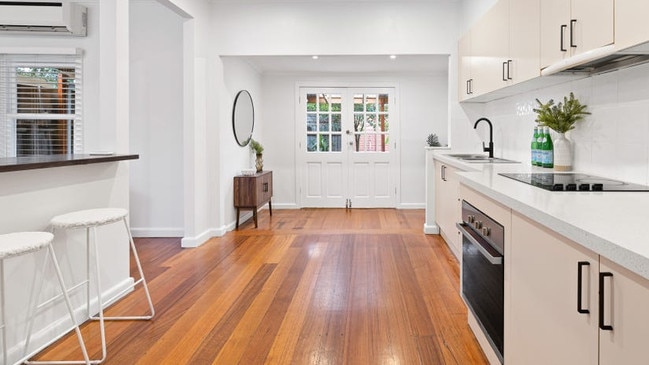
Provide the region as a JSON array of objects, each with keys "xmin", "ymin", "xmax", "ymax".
[
  {"xmin": 533, "ymin": 92, "xmax": 590, "ymax": 171},
  {"xmin": 249, "ymin": 139, "xmax": 264, "ymax": 172},
  {"xmin": 426, "ymin": 133, "xmax": 441, "ymax": 147}
]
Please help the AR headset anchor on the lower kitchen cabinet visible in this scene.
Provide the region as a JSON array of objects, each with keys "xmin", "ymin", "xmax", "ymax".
[
  {"xmin": 508, "ymin": 212, "xmax": 598, "ymax": 364},
  {"xmin": 434, "ymin": 160, "xmax": 462, "ymax": 258},
  {"xmin": 599, "ymin": 257, "xmax": 649, "ymax": 365},
  {"xmin": 509, "ymin": 211, "xmax": 649, "ymax": 364}
]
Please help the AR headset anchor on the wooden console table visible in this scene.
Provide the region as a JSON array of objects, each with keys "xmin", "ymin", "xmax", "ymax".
[{"xmin": 234, "ymin": 170, "xmax": 273, "ymax": 229}]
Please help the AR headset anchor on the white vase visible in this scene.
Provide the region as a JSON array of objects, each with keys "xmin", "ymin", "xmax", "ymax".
[{"xmin": 554, "ymin": 132, "xmax": 572, "ymax": 171}]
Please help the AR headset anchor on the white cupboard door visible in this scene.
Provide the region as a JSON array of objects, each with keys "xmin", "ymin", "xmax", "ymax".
[
  {"xmin": 599, "ymin": 257, "xmax": 649, "ymax": 365},
  {"xmin": 570, "ymin": 0, "xmax": 614, "ymax": 55},
  {"xmin": 509, "ymin": 0, "xmax": 540, "ymax": 84},
  {"xmin": 508, "ymin": 212, "xmax": 598, "ymax": 365},
  {"xmin": 613, "ymin": 0, "xmax": 649, "ymax": 51},
  {"xmin": 540, "ymin": 0, "xmax": 570, "ymax": 69},
  {"xmin": 470, "ymin": 0, "xmax": 510, "ymax": 96},
  {"xmin": 434, "ymin": 161, "xmax": 460, "ymax": 259},
  {"xmin": 458, "ymin": 32, "xmax": 472, "ymax": 101}
]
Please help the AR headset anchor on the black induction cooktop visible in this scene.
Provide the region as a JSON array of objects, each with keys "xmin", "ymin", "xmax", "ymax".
[{"xmin": 498, "ymin": 172, "xmax": 649, "ymax": 192}]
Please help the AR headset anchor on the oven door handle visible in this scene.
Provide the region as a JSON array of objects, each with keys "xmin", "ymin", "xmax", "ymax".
[{"xmin": 456, "ymin": 222, "xmax": 503, "ymax": 265}]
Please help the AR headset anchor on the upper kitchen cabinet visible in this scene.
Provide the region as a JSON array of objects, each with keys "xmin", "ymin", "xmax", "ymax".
[
  {"xmin": 540, "ymin": 0, "xmax": 614, "ymax": 69},
  {"xmin": 458, "ymin": 32, "xmax": 473, "ymax": 101},
  {"xmin": 615, "ymin": 0, "xmax": 649, "ymax": 51},
  {"xmin": 458, "ymin": 0, "xmax": 540, "ymax": 102},
  {"xmin": 469, "ymin": 0, "xmax": 509, "ymax": 98},
  {"xmin": 508, "ymin": 0, "xmax": 541, "ymax": 84}
]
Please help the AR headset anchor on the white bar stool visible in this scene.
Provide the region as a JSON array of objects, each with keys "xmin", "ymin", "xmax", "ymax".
[
  {"xmin": 0, "ymin": 232, "xmax": 90, "ymax": 365},
  {"xmin": 47, "ymin": 208, "xmax": 154, "ymax": 364}
]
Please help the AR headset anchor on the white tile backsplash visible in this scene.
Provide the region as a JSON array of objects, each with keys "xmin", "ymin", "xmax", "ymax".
[{"xmin": 480, "ymin": 61, "xmax": 649, "ymax": 185}]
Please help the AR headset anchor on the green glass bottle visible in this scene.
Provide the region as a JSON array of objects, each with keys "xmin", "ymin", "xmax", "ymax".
[
  {"xmin": 541, "ymin": 126, "xmax": 554, "ymax": 168},
  {"xmin": 531, "ymin": 126, "xmax": 539, "ymax": 166}
]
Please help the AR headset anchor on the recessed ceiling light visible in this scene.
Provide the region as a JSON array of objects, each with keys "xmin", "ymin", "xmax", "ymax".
[
  {"xmin": 389, "ymin": 55, "xmax": 397, "ymax": 60},
  {"xmin": 312, "ymin": 55, "xmax": 319, "ymax": 60}
]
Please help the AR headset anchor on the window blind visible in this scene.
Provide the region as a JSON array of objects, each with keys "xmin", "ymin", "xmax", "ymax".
[{"xmin": 0, "ymin": 53, "xmax": 83, "ymax": 157}]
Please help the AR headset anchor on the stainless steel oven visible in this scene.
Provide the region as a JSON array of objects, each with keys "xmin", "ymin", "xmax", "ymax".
[{"xmin": 457, "ymin": 200, "xmax": 504, "ymax": 364}]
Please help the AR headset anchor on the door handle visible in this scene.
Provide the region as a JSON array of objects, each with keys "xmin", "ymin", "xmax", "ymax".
[
  {"xmin": 570, "ymin": 19, "xmax": 577, "ymax": 48},
  {"xmin": 599, "ymin": 272, "xmax": 613, "ymax": 331},
  {"xmin": 346, "ymin": 130, "xmax": 352, "ymax": 135},
  {"xmin": 507, "ymin": 60, "xmax": 512, "ymax": 80},
  {"xmin": 577, "ymin": 261, "xmax": 590, "ymax": 314},
  {"xmin": 456, "ymin": 223, "xmax": 503, "ymax": 265}
]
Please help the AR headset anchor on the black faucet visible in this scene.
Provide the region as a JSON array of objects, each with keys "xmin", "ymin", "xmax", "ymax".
[{"xmin": 474, "ymin": 117, "xmax": 494, "ymax": 158}]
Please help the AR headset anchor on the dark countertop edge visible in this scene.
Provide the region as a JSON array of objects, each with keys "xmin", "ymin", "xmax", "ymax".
[{"xmin": 0, "ymin": 154, "xmax": 139, "ymax": 173}]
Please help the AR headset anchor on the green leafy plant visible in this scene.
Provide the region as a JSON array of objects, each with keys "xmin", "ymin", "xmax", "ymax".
[
  {"xmin": 426, "ymin": 133, "xmax": 441, "ymax": 147},
  {"xmin": 533, "ymin": 92, "xmax": 590, "ymax": 133},
  {"xmin": 249, "ymin": 139, "xmax": 264, "ymax": 155}
]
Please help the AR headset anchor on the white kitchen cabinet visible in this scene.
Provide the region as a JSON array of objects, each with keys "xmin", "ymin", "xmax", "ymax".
[
  {"xmin": 458, "ymin": 32, "xmax": 473, "ymax": 101},
  {"xmin": 508, "ymin": 0, "xmax": 540, "ymax": 84},
  {"xmin": 509, "ymin": 211, "xmax": 649, "ymax": 364},
  {"xmin": 599, "ymin": 257, "xmax": 649, "ymax": 365},
  {"xmin": 508, "ymin": 212, "xmax": 599, "ymax": 364},
  {"xmin": 470, "ymin": 0, "xmax": 509, "ymax": 97},
  {"xmin": 434, "ymin": 160, "xmax": 462, "ymax": 259},
  {"xmin": 458, "ymin": 0, "xmax": 540, "ymax": 102},
  {"xmin": 540, "ymin": 0, "xmax": 614, "ymax": 69},
  {"xmin": 615, "ymin": 0, "xmax": 649, "ymax": 51}
]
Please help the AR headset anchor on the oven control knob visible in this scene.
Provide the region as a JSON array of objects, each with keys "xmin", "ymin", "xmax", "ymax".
[
  {"xmin": 579, "ymin": 183, "xmax": 590, "ymax": 191},
  {"xmin": 552, "ymin": 183, "xmax": 564, "ymax": 191},
  {"xmin": 592, "ymin": 183, "xmax": 603, "ymax": 191},
  {"xmin": 474, "ymin": 221, "xmax": 482, "ymax": 229},
  {"xmin": 481, "ymin": 226, "xmax": 490, "ymax": 236},
  {"xmin": 467, "ymin": 215, "xmax": 475, "ymax": 223},
  {"xmin": 566, "ymin": 183, "xmax": 577, "ymax": 191}
]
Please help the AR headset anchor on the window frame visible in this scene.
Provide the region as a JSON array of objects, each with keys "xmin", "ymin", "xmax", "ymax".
[{"xmin": 0, "ymin": 51, "xmax": 83, "ymax": 158}]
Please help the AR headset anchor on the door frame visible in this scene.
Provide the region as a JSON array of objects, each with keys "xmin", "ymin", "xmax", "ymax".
[{"xmin": 294, "ymin": 81, "xmax": 401, "ymax": 208}]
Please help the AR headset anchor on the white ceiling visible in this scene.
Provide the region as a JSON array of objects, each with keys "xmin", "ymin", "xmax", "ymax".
[{"xmin": 224, "ymin": 55, "xmax": 450, "ymax": 74}]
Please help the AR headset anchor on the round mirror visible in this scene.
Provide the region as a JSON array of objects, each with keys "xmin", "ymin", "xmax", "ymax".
[{"xmin": 232, "ymin": 90, "xmax": 254, "ymax": 147}]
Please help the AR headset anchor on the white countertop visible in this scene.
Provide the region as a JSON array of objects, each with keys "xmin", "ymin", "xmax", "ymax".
[{"xmin": 433, "ymin": 151, "xmax": 649, "ymax": 281}]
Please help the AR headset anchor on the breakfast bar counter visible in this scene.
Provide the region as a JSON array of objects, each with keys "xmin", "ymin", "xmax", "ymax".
[{"xmin": 0, "ymin": 153, "xmax": 137, "ymax": 364}]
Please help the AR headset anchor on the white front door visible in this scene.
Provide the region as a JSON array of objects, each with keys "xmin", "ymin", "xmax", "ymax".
[{"xmin": 297, "ymin": 87, "xmax": 397, "ymax": 208}]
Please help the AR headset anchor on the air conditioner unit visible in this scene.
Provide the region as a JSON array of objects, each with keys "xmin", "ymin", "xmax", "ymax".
[{"xmin": 0, "ymin": 1, "xmax": 87, "ymax": 36}]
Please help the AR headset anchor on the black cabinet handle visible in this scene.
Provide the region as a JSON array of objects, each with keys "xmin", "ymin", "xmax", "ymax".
[
  {"xmin": 560, "ymin": 24, "xmax": 567, "ymax": 52},
  {"xmin": 507, "ymin": 60, "xmax": 513, "ymax": 80},
  {"xmin": 502, "ymin": 61, "xmax": 507, "ymax": 81},
  {"xmin": 577, "ymin": 261, "xmax": 590, "ymax": 314},
  {"xmin": 570, "ymin": 19, "xmax": 577, "ymax": 48},
  {"xmin": 599, "ymin": 272, "xmax": 614, "ymax": 331}
]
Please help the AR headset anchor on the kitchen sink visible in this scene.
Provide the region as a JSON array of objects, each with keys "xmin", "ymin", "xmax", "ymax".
[{"xmin": 446, "ymin": 154, "xmax": 519, "ymax": 164}]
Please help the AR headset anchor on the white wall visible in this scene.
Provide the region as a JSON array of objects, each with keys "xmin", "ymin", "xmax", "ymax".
[
  {"xmin": 260, "ymin": 71, "xmax": 448, "ymax": 208},
  {"xmin": 219, "ymin": 57, "xmax": 263, "ymax": 227},
  {"xmin": 130, "ymin": 1, "xmax": 184, "ymax": 237},
  {"xmin": 479, "ymin": 63, "xmax": 649, "ymax": 185},
  {"xmin": 212, "ymin": 1, "xmax": 460, "ymax": 56}
]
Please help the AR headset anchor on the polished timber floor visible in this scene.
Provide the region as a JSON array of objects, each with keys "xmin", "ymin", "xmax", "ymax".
[{"xmin": 32, "ymin": 208, "xmax": 488, "ymax": 364}]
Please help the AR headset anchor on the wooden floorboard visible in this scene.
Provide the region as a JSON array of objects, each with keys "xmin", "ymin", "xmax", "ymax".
[{"xmin": 30, "ymin": 208, "xmax": 488, "ymax": 364}]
